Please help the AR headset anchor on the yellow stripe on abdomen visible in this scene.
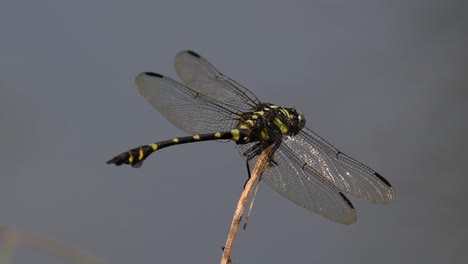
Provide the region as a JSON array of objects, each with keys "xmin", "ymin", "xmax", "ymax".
[
  {"xmin": 231, "ymin": 129, "xmax": 240, "ymax": 141},
  {"xmin": 138, "ymin": 148, "xmax": 144, "ymax": 160}
]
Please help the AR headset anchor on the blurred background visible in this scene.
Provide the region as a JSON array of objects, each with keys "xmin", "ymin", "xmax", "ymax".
[{"xmin": 0, "ymin": 0, "xmax": 467, "ymax": 263}]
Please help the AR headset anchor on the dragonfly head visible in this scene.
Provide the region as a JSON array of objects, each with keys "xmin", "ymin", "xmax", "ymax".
[
  {"xmin": 286, "ymin": 108, "xmax": 306, "ymax": 135},
  {"xmin": 297, "ymin": 111, "xmax": 306, "ymax": 129}
]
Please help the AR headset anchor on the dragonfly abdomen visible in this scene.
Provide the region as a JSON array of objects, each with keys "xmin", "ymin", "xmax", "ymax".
[{"xmin": 107, "ymin": 130, "xmax": 247, "ymax": 167}]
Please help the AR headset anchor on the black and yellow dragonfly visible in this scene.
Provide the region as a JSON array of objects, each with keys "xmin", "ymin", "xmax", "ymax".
[{"xmin": 107, "ymin": 50, "xmax": 394, "ymax": 224}]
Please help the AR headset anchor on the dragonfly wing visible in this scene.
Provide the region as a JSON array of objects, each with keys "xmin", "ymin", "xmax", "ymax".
[
  {"xmin": 238, "ymin": 143, "xmax": 357, "ymax": 225},
  {"xmin": 174, "ymin": 50, "xmax": 260, "ymax": 112},
  {"xmin": 136, "ymin": 72, "xmax": 241, "ymax": 135},
  {"xmin": 283, "ymin": 128, "xmax": 394, "ymax": 203}
]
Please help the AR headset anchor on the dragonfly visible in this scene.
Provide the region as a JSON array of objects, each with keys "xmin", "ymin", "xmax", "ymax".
[{"xmin": 107, "ymin": 50, "xmax": 394, "ymax": 224}]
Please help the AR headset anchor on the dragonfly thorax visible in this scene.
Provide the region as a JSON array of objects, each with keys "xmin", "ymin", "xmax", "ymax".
[{"xmin": 234, "ymin": 103, "xmax": 306, "ymax": 144}]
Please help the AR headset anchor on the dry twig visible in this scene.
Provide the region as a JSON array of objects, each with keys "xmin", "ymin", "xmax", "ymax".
[{"xmin": 220, "ymin": 147, "xmax": 273, "ymax": 264}]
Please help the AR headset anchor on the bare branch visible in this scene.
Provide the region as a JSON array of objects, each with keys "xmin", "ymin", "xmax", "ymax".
[{"xmin": 221, "ymin": 146, "xmax": 273, "ymax": 264}]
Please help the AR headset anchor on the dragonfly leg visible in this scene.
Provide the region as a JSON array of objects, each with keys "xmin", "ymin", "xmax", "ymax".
[
  {"xmin": 267, "ymin": 140, "xmax": 281, "ymax": 166},
  {"xmin": 242, "ymin": 140, "xmax": 278, "ymax": 188},
  {"xmin": 243, "ymin": 160, "xmax": 252, "ymax": 188}
]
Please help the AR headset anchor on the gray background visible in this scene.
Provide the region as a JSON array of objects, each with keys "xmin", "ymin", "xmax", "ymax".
[{"xmin": 1, "ymin": 0, "xmax": 467, "ymax": 263}]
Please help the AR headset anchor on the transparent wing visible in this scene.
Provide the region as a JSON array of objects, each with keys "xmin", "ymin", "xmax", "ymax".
[
  {"xmin": 284, "ymin": 128, "xmax": 394, "ymax": 203},
  {"xmin": 174, "ymin": 50, "xmax": 260, "ymax": 112},
  {"xmin": 135, "ymin": 72, "xmax": 242, "ymax": 135},
  {"xmin": 238, "ymin": 143, "xmax": 357, "ymax": 225}
]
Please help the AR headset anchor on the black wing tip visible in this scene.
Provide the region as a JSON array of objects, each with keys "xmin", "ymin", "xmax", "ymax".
[
  {"xmin": 143, "ymin": 72, "xmax": 164, "ymax": 78},
  {"xmin": 374, "ymin": 172, "xmax": 392, "ymax": 188},
  {"xmin": 338, "ymin": 192, "xmax": 357, "ymax": 225},
  {"xmin": 185, "ymin": 50, "xmax": 201, "ymax": 58},
  {"xmin": 339, "ymin": 192, "xmax": 355, "ymax": 210}
]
